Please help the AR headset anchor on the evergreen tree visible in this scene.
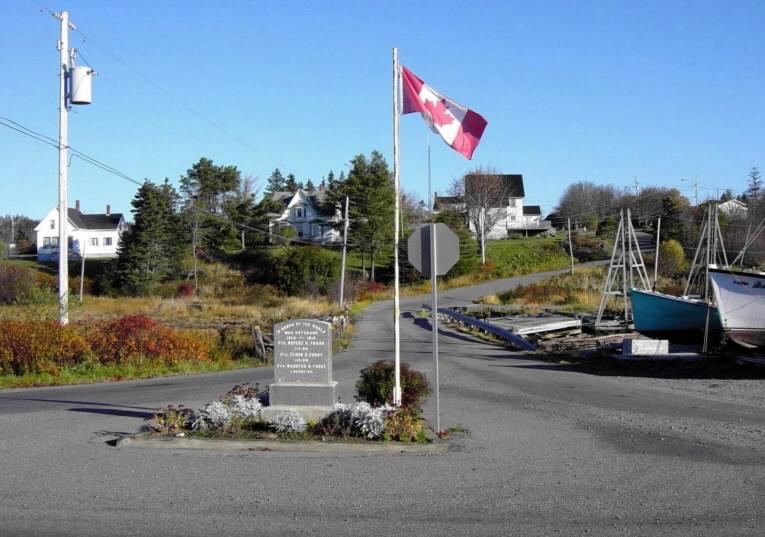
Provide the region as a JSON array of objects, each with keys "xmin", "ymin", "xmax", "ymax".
[
  {"xmin": 436, "ymin": 210, "xmax": 479, "ymax": 277},
  {"xmin": 265, "ymin": 168, "xmax": 286, "ymax": 195},
  {"xmin": 336, "ymin": 151, "xmax": 394, "ymax": 281},
  {"xmin": 114, "ymin": 180, "xmax": 184, "ymax": 295},
  {"xmin": 745, "ymin": 166, "xmax": 763, "ymax": 222},
  {"xmin": 660, "ymin": 189, "xmax": 690, "ymax": 242},
  {"xmin": 305, "ymin": 179, "xmax": 315, "ymax": 192},
  {"xmin": 285, "ymin": 173, "xmax": 300, "ymax": 192},
  {"xmin": 180, "ymin": 157, "xmax": 242, "ymax": 256},
  {"xmin": 746, "ymin": 166, "xmax": 762, "ymax": 201}
]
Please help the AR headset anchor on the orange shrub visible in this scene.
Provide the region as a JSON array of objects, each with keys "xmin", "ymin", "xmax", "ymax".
[
  {"xmin": 0, "ymin": 320, "xmax": 90, "ymax": 375},
  {"xmin": 85, "ymin": 315, "xmax": 212, "ymax": 365}
]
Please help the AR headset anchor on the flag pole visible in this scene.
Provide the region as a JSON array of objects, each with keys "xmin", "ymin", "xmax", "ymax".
[{"xmin": 392, "ymin": 47, "xmax": 402, "ymax": 406}]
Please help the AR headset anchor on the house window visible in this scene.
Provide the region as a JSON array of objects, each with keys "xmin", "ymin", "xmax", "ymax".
[
  {"xmin": 43, "ymin": 237, "xmax": 59, "ymax": 248},
  {"xmin": 510, "ymin": 215, "xmax": 516, "ymax": 221},
  {"xmin": 90, "ymin": 238, "xmax": 99, "ymax": 246},
  {"xmin": 509, "ymin": 199, "xmax": 517, "ymax": 208},
  {"xmin": 295, "ymin": 207, "xmax": 305, "ymax": 218},
  {"xmin": 103, "ymin": 237, "xmax": 113, "ymax": 246},
  {"xmin": 50, "ymin": 219, "xmax": 55, "ymax": 229}
]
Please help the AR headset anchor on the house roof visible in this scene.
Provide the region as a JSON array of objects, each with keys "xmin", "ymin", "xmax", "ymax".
[
  {"xmin": 433, "ymin": 195, "xmax": 464, "ymax": 210},
  {"xmin": 465, "ymin": 174, "xmax": 525, "ymax": 198},
  {"xmin": 270, "ymin": 189, "xmax": 335, "ymax": 217},
  {"xmin": 68, "ymin": 209, "xmax": 123, "ymax": 230},
  {"xmin": 522, "ymin": 205, "xmax": 541, "ymax": 216}
]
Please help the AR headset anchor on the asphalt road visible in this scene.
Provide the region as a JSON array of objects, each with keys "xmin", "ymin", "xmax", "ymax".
[{"xmin": 1, "ymin": 266, "xmax": 763, "ymax": 537}]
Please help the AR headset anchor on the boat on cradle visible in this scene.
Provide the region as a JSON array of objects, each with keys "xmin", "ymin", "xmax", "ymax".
[
  {"xmin": 709, "ymin": 265, "xmax": 765, "ymax": 348},
  {"xmin": 630, "ymin": 288, "xmax": 722, "ymax": 338}
]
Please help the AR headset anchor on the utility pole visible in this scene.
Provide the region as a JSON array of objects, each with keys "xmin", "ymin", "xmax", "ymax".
[
  {"xmin": 79, "ymin": 245, "xmax": 86, "ymax": 303},
  {"xmin": 50, "ymin": 10, "xmax": 93, "ymax": 323},
  {"xmin": 480, "ymin": 207, "xmax": 486, "ymax": 264},
  {"xmin": 653, "ymin": 217, "xmax": 661, "ymax": 290},
  {"xmin": 567, "ymin": 217, "xmax": 574, "ymax": 274},
  {"xmin": 682, "ymin": 179, "xmax": 699, "ymax": 206},
  {"xmin": 56, "ymin": 11, "xmax": 71, "ymax": 325},
  {"xmin": 339, "ymin": 195, "xmax": 349, "ymax": 308}
]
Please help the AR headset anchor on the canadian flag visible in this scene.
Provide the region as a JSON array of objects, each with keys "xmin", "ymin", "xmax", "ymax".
[{"xmin": 401, "ymin": 65, "xmax": 487, "ymax": 160}]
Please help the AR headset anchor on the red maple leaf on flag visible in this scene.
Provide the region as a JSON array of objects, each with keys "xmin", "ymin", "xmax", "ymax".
[{"xmin": 423, "ymin": 99, "xmax": 454, "ymax": 127}]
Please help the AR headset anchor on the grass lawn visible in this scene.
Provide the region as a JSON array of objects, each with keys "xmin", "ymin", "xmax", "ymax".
[
  {"xmin": 485, "ymin": 234, "xmax": 572, "ymax": 278},
  {"xmin": 0, "ymin": 357, "xmax": 260, "ymax": 389}
]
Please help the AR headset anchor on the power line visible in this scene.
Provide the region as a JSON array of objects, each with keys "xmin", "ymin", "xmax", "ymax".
[
  {"xmin": 31, "ymin": 1, "xmax": 277, "ymax": 170},
  {"xmin": 0, "ymin": 115, "xmax": 143, "ymax": 187}
]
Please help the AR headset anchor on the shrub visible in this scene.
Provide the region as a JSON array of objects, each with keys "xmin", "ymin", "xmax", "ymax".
[
  {"xmin": 355, "ymin": 360, "xmax": 431, "ymax": 409},
  {"xmin": 658, "ymin": 239, "xmax": 687, "ymax": 277},
  {"xmin": 270, "ymin": 409, "xmax": 307, "ymax": 433},
  {"xmin": 177, "ymin": 282, "xmax": 194, "ymax": 298},
  {"xmin": 313, "ymin": 402, "xmax": 391, "ymax": 440},
  {"xmin": 383, "ymin": 408, "xmax": 424, "ymax": 442},
  {"xmin": 0, "ymin": 320, "xmax": 90, "ymax": 375},
  {"xmin": 0, "ymin": 265, "xmax": 40, "ymax": 304},
  {"xmin": 247, "ymin": 246, "xmax": 339, "ymax": 296},
  {"xmin": 86, "ymin": 315, "xmax": 213, "ymax": 365},
  {"xmin": 150, "ymin": 405, "xmax": 194, "ymax": 434}
]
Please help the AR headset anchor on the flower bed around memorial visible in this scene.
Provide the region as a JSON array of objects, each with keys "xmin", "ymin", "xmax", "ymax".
[{"xmin": 147, "ymin": 361, "xmax": 433, "ymax": 443}]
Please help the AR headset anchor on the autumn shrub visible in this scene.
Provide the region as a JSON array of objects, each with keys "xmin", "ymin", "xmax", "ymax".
[
  {"xmin": 177, "ymin": 282, "xmax": 195, "ymax": 298},
  {"xmin": 658, "ymin": 239, "xmax": 687, "ymax": 277},
  {"xmin": 0, "ymin": 320, "xmax": 90, "ymax": 375},
  {"xmin": 86, "ymin": 315, "xmax": 213, "ymax": 365},
  {"xmin": 383, "ymin": 407, "xmax": 425, "ymax": 442},
  {"xmin": 70, "ymin": 276, "xmax": 94, "ymax": 296},
  {"xmin": 0, "ymin": 265, "xmax": 39, "ymax": 304},
  {"xmin": 355, "ymin": 360, "xmax": 431, "ymax": 409}
]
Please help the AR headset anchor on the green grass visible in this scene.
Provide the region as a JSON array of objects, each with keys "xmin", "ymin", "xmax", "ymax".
[
  {"xmin": 2, "ymin": 258, "xmax": 112, "ymax": 278},
  {"xmin": 484, "ymin": 235, "xmax": 572, "ymax": 278},
  {"xmin": 0, "ymin": 357, "xmax": 261, "ymax": 390}
]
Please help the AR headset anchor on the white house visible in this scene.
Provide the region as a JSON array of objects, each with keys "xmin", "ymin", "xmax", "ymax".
[
  {"xmin": 434, "ymin": 174, "xmax": 551, "ymax": 239},
  {"xmin": 34, "ymin": 201, "xmax": 126, "ymax": 261},
  {"xmin": 718, "ymin": 199, "xmax": 748, "ymax": 219},
  {"xmin": 268, "ymin": 189, "xmax": 341, "ymax": 243}
]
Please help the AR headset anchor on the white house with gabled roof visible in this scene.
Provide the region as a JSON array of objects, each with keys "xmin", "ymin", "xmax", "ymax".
[
  {"xmin": 34, "ymin": 201, "xmax": 127, "ymax": 261},
  {"xmin": 268, "ymin": 188, "xmax": 341, "ymax": 243}
]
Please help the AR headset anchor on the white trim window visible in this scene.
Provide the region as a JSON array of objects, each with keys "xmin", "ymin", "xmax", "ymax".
[
  {"xmin": 294, "ymin": 206, "xmax": 305, "ymax": 218},
  {"xmin": 103, "ymin": 237, "xmax": 113, "ymax": 246},
  {"xmin": 90, "ymin": 238, "xmax": 99, "ymax": 246},
  {"xmin": 50, "ymin": 219, "xmax": 55, "ymax": 229}
]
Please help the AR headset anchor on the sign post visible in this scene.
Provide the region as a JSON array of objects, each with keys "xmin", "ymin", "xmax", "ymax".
[{"xmin": 407, "ymin": 223, "xmax": 459, "ymax": 433}]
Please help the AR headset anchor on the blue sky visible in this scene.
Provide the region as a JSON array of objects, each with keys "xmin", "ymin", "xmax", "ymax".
[{"xmin": 1, "ymin": 0, "xmax": 763, "ymax": 221}]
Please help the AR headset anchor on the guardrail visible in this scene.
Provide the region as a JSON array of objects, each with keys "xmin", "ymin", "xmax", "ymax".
[{"xmin": 423, "ymin": 304, "xmax": 537, "ymax": 351}]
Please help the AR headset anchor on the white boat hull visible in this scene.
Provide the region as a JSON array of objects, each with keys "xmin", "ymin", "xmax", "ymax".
[{"xmin": 709, "ymin": 267, "xmax": 765, "ymax": 348}]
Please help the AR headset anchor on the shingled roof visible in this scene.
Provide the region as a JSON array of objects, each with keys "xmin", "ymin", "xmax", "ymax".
[
  {"xmin": 270, "ymin": 189, "xmax": 336, "ymax": 216},
  {"xmin": 465, "ymin": 174, "xmax": 525, "ymax": 198},
  {"xmin": 67, "ymin": 208, "xmax": 123, "ymax": 230}
]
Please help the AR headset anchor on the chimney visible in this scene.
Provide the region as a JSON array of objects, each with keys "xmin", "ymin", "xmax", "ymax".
[
  {"xmin": 75, "ymin": 200, "xmax": 80, "ymax": 212},
  {"xmin": 106, "ymin": 204, "xmax": 111, "ymax": 215}
]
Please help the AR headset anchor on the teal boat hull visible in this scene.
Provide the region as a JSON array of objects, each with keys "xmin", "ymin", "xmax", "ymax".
[{"xmin": 630, "ymin": 288, "xmax": 722, "ymax": 334}]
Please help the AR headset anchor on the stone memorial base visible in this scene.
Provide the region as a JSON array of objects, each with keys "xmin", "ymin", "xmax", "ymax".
[
  {"xmin": 269, "ymin": 381, "xmax": 338, "ymax": 407},
  {"xmin": 261, "ymin": 405, "xmax": 334, "ymax": 422}
]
